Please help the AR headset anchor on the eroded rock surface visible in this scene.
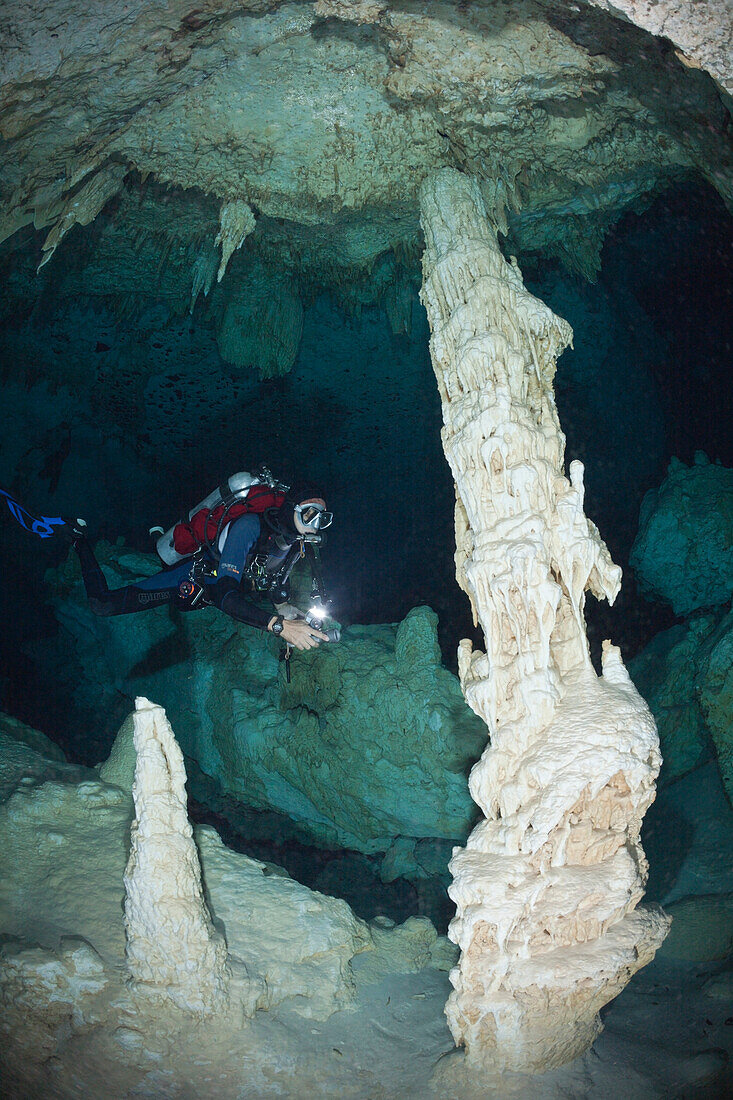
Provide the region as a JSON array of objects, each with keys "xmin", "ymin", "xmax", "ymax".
[
  {"xmin": 586, "ymin": 0, "xmax": 733, "ymax": 96},
  {"xmin": 0, "ymin": 705, "xmax": 459, "ymax": 1097},
  {"xmin": 629, "ymin": 614, "xmax": 719, "ymax": 785},
  {"xmin": 1, "ymin": 0, "xmax": 730, "ymax": 316},
  {"xmin": 39, "ymin": 559, "xmax": 486, "ymax": 853},
  {"xmin": 697, "ymin": 608, "xmax": 733, "ymax": 804},
  {"xmin": 631, "ymin": 453, "xmax": 733, "ymax": 616}
]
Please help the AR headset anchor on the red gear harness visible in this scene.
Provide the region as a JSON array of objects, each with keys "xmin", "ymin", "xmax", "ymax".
[{"xmin": 172, "ymin": 486, "xmax": 286, "ymax": 557}]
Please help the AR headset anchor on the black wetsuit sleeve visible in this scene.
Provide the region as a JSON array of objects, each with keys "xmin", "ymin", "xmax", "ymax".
[{"xmin": 209, "ymin": 577, "xmax": 273, "ymax": 631}]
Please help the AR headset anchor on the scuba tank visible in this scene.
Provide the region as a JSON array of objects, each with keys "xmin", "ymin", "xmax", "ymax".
[{"xmin": 155, "ymin": 467, "xmax": 287, "ymax": 565}]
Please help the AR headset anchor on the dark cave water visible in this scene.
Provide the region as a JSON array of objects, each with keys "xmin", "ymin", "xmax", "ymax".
[{"xmin": 0, "ymin": 178, "xmax": 731, "ymax": 926}]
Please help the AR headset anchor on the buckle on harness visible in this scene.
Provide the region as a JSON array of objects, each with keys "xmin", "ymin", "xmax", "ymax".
[{"xmin": 179, "ymin": 551, "xmax": 214, "ymax": 608}]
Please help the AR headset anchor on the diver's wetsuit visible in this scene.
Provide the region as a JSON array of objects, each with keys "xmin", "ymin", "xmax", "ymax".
[{"xmin": 76, "ymin": 513, "xmax": 294, "ymax": 631}]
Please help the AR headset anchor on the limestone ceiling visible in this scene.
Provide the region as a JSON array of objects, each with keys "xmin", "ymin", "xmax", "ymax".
[{"xmin": 0, "ymin": 0, "xmax": 731, "ymax": 293}]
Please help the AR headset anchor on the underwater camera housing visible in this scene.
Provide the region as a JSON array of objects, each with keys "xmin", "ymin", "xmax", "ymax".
[{"xmin": 304, "ymin": 601, "xmax": 341, "ymax": 644}]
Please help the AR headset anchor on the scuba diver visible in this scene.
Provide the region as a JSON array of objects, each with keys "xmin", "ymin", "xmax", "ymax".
[{"xmin": 2, "ymin": 469, "xmax": 336, "ymax": 652}]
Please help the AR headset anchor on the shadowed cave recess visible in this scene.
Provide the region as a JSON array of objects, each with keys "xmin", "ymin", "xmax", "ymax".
[{"xmin": 1, "ymin": 1, "xmax": 733, "ymax": 1096}]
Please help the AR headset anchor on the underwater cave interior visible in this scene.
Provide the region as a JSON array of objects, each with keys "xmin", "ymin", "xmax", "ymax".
[
  {"xmin": 0, "ymin": 172, "xmax": 730, "ymax": 926},
  {"xmin": 1, "ymin": 1, "xmax": 733, "ymax": 1094}
]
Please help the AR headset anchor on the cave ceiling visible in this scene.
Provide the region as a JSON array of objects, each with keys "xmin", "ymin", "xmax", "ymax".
[{"xmin": 0, "ymin": 0, "xmax": 731, "ymax": 326}]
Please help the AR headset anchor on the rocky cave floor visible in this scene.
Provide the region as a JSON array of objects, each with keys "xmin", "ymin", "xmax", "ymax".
[{"xmin": 1, "ymin": 704, "xmax": 732, "ymax": 1100}]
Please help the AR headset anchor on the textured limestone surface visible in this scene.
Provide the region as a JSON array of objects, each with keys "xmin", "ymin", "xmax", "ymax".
[
  {"xmin": 697, "ymin": 608, "xmax": 733, "ymax": 804},
  {"xmin": 0, "ymin": 705, "xmax": 367, "ymax": 1011},
  {"xmin": 0, "ymin": 0, "xmax": 730, "ymax": 329},
  {"xmin": 1, "ymin": 705, "xmax": 731, "ymax": 1100},
  {"xmin": 586, "ymin": 0, "xmax": 733, "ymax": 96},
  {"xmin": 631, "ymin": 453, "xmax": 733, "ymax": 615},
  {"xmin": 215, "ymin": 260, "xmax": 304, "ymax": 376},
  {"xmin": 645, "ymin": 760, "xmax": 733, "ymax": 906},
  {"xmin": 0, "ymin": 711, "xmax": 68, "ymax": 763},
  {"xmin": 0, "ymin": 714, "xmax": 90, "ymax": 799},
  {"xmin": 419, "ymin": 168, "xmax": 668, "ymax": 1073},
  {"xmin": 659, "ymin": 894, "xmax": 733, "ymax": 960},
  {"xmin": 123, "ymin": 697, "xmax": 230, "ymax": 1014},
  {"xmin": 0, "ymin": 705, "xmax": 466, "ymax": 1098},
  {"xmin": 40, "ymin": 557, "xmax": 486, "ymax": 854},
  {"xmin": 630, "ymin": 605, "xmax": 733, "ymax": 803},
  {"xmin": 629, "ymin": 614, "xmax": 719, "ymax": 785}
]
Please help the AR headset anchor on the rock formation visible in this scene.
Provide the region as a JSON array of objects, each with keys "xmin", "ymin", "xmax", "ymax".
[
  {"xmin": 215, "ymin": 199, "xmax": 256, "ymax": 283},
  {"xmin": 419, "ymin": 167, "xmax": 669, "ymax": 1073},
  {"xmin": 214, "ymin": 260, "xmax": 304, "ymax": 378},
  {"xmin": 37, "ymin": 568, "xmax": 486, "ymax": 855},
  {"xmin": 0, "ymin": 706, "xmax": 468, "ymax": 1098},
  {"xmin": 585, "ymin": 0, "xmax": 733, "ymax": 97},
  {"xmin": 697, "ymin": 608, "xmax": 733, "ymax": 804},
  {"xmin": 631, "ymin": 452, "xmax": 733, "ymax": 616},
  {"xmin": 1, "ymin": 2, "xmax": 730, "ymax": 293},
  {"xmin": 124, "ymin": 696, "xmax": 229, "ymax": 1014},
  {"xmin": 630, "ymin": 614, "xmax": 719, "ymax": 785}
]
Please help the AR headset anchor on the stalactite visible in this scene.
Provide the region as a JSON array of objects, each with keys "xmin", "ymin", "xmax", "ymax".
[
  {"xmin": 419, "ymin": 167, "xmax": 669, "ymax": 1075},
  {"xmin": 189, "ymin": 241, "xmax": 219, "ymax": 312},
  {"xmin": 384, "ymin": 275, "xmax": 414, "ymax": 336},
  {"xmin": 215, "ymin": 261, "xmax": 303, "ymax": 379},
  {"xmin": 35, "ymin": 164, "xmax": 128, "ymax": 271},
  {"xmin": 215, "ymin": 199, "xmax": 256, "ymax": 283}
]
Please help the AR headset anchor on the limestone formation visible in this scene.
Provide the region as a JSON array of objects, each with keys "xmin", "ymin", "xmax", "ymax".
[
  {"xmin": 215, "ymin": 199, "xmax": 256, "ymax": 283},
  {"xmin": 189, "ymin": 240, "xmax": 219, "ymax": 312},
  {"xmin": 697, "ymin": 608, "xmax": 733, "ymax": 804},
  {"xmin": 215, "ymin": 260, "xmax": 304, "ymax": 378},
  {"xmin": 629, "ymin": 616, "xmax": 717, "ymax": 785},
  {"xmin": 631, "ymin": 453, "xmax": 733, "ymax": 616},
  {"xmin": 124, "ymin": 696, "xmax": 229, "ymax": 1014},
  {"xmin": 40, "ymin": 571, "xmax": 486, "ymax": 854},
  {"xmin": 0, "ymin": 719, "xmax": 88, "ymax": 800},
  {"xmin": 659, "ymin": 894, "xmax": 733, "ymax": 961},
  {"xmin": 0, "ymin": 706, "xmax": 377, "ymax": 1025},
  {"xmin": 35, "ymin": 163, "xmax": 128, "ymax": 271},
  {"xmin": 419, "ymin": 168, "xmax": 669, "ymax": 1073},
  {"xmin": 0, "ymin": 2, "xmax": 730, "ymax": 293},
  {"xmin": 0, "ymin": 708, "xmax": 469, "ymax": 1097},
  {"xmin": 586, "ymin": 0, "xmax": 733, "ymax": 97}
]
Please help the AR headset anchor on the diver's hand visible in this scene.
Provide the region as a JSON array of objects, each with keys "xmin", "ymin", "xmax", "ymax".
[{"xmin": 270, "ymin": 617, "xmax": 328, "ymax": 651}]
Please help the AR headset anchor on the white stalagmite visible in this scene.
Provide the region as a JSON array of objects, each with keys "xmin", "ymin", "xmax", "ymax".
[
  {"xmin": 419, "ymin": 168, "xmax": 670, "ymax": 1074},
  {"xmin": 124, "ymin": 697, "xmax": 229, "ymax": 1015}
]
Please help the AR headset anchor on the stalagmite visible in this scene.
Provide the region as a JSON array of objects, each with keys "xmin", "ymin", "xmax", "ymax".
[
  {"xmin": 215, "ymin": 199, "xmax": 256, "ymax": 283},
  {"xmin": 419, "ymin": 168, "xmax": 669, "ymax": 1074},
  {"xmin": 124, "ymin": 697, "xmax": 229, "ymax": 1015}
]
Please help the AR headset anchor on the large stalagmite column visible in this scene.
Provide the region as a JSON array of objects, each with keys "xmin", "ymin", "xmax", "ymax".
[
  {"xmin": 419, "ymin": 168, "xmax": 669, "ymax": 1073},
  {"xmin": 124, "ymin": 697, "xmax": 229, "ymax": 1014}
]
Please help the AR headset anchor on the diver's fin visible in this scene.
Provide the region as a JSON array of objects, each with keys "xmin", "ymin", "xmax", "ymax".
[{"xmin": 0, "ymin": 486, "xmax": 66, "ymax": 539}]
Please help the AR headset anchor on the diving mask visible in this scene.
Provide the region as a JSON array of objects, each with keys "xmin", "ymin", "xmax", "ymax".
[{"xmin": 294, "ymin": 502, "xmax": 333, "ymax": 532}]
